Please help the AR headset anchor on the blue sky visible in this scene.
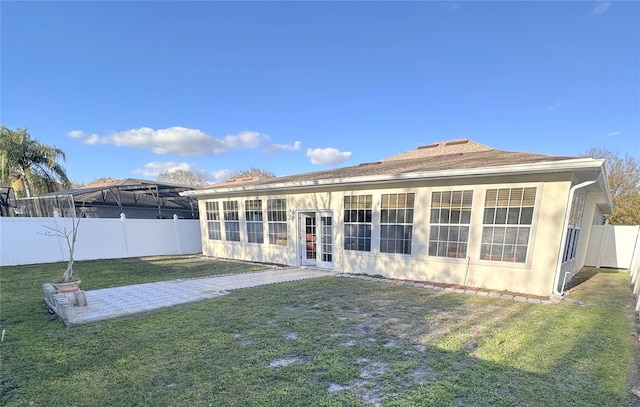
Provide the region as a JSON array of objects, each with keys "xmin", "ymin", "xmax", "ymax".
[{"xmin": 2, "ymin": 1, "xmax": 638, "ymax": 184}]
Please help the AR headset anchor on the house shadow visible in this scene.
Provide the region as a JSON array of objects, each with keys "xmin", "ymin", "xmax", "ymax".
[{"xmin": 563, "ymin": 266, "xmax": 625, "ymax": 293}]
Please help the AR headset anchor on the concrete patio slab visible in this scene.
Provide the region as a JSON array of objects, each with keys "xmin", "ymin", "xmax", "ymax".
[{"xmin": 50, "ymin": 267, "xmax": 334, "ymax": 326}]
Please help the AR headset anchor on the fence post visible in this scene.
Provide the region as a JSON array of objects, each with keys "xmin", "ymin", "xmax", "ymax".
[
  {"xmin": 173, "ymin": 214, "xmax": 182, "ymax": 255},
  {"xmin": 120, "ymin": 213, "xmax": 130, "ymax": 258},
  {"xmin": 630, "ymin": 226, "xmax": 640, "ymax": 279},
  {"xmin": 596, "ymin": 221, "xmax": 612, "ymax": 268}
]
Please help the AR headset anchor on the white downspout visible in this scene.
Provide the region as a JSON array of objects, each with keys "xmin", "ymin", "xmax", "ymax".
[{"xmin": 552, "ymin": 173, "xmax": 602, "ymax": 296}]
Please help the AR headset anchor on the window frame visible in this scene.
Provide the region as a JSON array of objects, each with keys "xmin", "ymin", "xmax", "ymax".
[
  {"xmin": 428, "ymin": 190, "xmax": 473, "ymax": 259},
  {"xmin": 480, "ymin": 187, "xmax": 537, "ymax": 264},
  {"xmin": 267, "ymin": 198, "xmax": 288, "ymax": 245},
  {"xmin": 222, "ymin": 200, "xmax": 241, "ymax": 242},
  {"xmin": 245, "ymin": 199, "xmax": 264, "ymax": 244},
  {"xmin": 205, "ymin": 201, "xmax": 222, "ymax": 241},
  {"xmin": 343, "ymin": 194, "xmax": 372, "ymax": 252},
  {"xmin": 380, "ymin": 192, "xmax": 415, "ymax": 255}
]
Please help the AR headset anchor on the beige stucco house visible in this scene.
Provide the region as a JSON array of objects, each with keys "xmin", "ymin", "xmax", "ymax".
[{"xmin": 183, "ymin": 139, "xmax": 612, "ymax": 296}]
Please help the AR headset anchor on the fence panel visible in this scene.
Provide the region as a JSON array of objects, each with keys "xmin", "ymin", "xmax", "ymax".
[
  {"xmin": 585, "ymin": 225, "xmax": 640, "ymax": 269},
  {"xmin": 0, "ymin": 217, "xmax": 202, "ymax": 266}
]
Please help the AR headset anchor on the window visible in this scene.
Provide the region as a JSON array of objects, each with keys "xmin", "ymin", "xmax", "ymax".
[
  {"xmin": 305, "ymin": 216, "xmax": 316, "ymax": 259},
  {"xmin": 380, "ymin": 193, "xmax": 414, "ymax": 254},
  {"xmin": 267, "ymin": 198, "xmax": 287, "ymax": 245},
  {"xmin": 344, "ymin": 195, "xmax": 372, "ymax": 252},
  {"xmin": 223, "ymin": 201, "xmax": 240, "ymax": 242},
  {"xmin": 429, "ymin": 190, "xmax": 473, "ymax": 258},
  {"xmin": 481, "ymin": 187, "xmax": 536, "ymax": 263},
  {"xmin": 205, "ymin": 201, "xmax": 221, "ymax": 240},
  {"xmin": 321, "ymin": 216, "xmax": 333, "ymax": 262},
  {"xmin": 563, "ymin": 190, "xmax": 586, "ymax": 263},
  {"xmin": 245, "ymin": 199, "xmax": 264, "ymax": 243}
]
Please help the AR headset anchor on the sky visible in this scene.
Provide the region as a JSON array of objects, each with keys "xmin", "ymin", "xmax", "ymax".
[{"xmin": 1, "ymin": 1, "xmax": 639, "ymax": 185}]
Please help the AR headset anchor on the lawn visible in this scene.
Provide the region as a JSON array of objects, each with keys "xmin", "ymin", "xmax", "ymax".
[{"xmin": 1, "ymin": 257, "xmax": 639, "ymax": 406}]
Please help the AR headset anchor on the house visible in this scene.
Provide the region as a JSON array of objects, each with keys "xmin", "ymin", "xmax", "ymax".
[
  {"xmin": 182, "ymin": 139, "xmax": 612, "ymax": 296},
  {"xmin": 16, "ymin": 178, "xmax": 199, "ymax": 219}
]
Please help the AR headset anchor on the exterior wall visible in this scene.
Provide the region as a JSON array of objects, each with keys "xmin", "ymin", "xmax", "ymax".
[
  {"xmin": 197, "ymin": 172, "xmax": 574, "ymax": 296},
  {"xmin": 574, "ymin": 196, "xmax": 600, "ymax": 271},
  {"xmin": 557, "ymin": 191, "xmax": 606, "ymax": 292}
]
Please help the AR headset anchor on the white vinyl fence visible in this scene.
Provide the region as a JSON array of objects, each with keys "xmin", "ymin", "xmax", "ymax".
[
  {"xmin": 0, "ymin": 216, "xmax": 202, "ymax": 266},
  {"xmin": 585, "ymin": 224, "xmax": 640, "ymax": 269}
]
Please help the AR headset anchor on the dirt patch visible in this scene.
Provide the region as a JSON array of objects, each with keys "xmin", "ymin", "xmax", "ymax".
[
  {"xmin": 327, "ymin": 383, "xmax": 351, "ymax": 393},
  {"xmin": 233, "ymin": 333, "xmax": 251, "ymax": 347},
  {"xmin": 268, "ymin": 357, "xmax": 304, "ymax": 368},
  {"xmin": 285, "ymin": 331, "xmax": 298, "ymax": 340}
]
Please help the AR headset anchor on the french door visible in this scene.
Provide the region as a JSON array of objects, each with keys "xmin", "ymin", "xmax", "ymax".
[{"xmin": 298, "ymin": 211, "xmax": 333, "ymax": 269}]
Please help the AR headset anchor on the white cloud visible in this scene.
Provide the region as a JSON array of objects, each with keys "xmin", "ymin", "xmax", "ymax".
[
  {"xmin": 131, "ymin": 162, "xmax": 232, "ymax": 184},
  {"xmin": 607, "ymin": 131, "xmax": 620, "ymax": 136},
  {"xmin": 546, "ymin": 102, "xmax": 563, "ymax": 111},
  {"xmin": 67, "ymin": 130, "xmax": 86, "ymax": 138},
  {"xmin": 132, "ymin": 161, "xmax": 193, "ymax": 177},
  {"xmin": 265, "ymin": 141, "xmax": 302, "ymax": 153},
  {"xmin": 306, "ymin": 147, "xmax": 352, "ymax": 165},
  {"xmin": 69, "ymin": 127, "xmax": 269, "ymax": 156},
  {"xmin": 208, "ymin": 169, "xmax": 233, "ymax": 182},
  {"xmin": 590, "ymin": 1, "xmax": 610, "ymax": 16},
  {"xmin": 85, "ymin": 134, "xmax": 101, "ymax": 145}
]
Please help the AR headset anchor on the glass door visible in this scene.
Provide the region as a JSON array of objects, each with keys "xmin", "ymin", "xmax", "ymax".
[
  {"xmin": 298, "ymin": 211, "xmax": 333, "ymax": 269},
  {"xmin": 299, "ymin": 213, "xmax": 316, "ymax": 266},
  {"xmin": 317, "ymin": 212, "xmax": 333, "ymax": 269}
]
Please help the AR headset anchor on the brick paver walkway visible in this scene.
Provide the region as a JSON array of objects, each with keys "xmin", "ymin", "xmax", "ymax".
[{"xmin": 58, "ymin": 268, "xmax": 333, "ymax": 326}]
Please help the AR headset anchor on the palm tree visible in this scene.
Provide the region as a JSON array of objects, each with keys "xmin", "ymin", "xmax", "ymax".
[{"xmin": 0, "ymin": 126, "xmax": 71, "ymax": 197}]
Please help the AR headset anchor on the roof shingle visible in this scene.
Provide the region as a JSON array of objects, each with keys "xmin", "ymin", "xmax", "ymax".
[{"xmin": 201, "ymin": 139, "xmax": 575, "ymax": 190}]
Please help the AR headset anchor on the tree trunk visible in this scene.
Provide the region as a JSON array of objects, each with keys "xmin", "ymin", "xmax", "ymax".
[{"xmin": 18, "ymin": 167, "xmax": 33, "ymax": 198}]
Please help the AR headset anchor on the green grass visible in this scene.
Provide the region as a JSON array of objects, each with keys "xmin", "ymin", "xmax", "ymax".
[{"xmin": 1, "ymin": 258, "xmax": 638, "ymax": 406}]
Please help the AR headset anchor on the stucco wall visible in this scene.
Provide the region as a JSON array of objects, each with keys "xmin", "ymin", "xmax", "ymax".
[{"xmin": 197, "ymin": 173, "xmax": 574, "ymax": 296}]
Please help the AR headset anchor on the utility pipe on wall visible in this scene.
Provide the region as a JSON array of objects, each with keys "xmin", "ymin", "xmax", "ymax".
[{"xmin": 552, "ymin": 173, "xmax": 602, "ymax": 296}]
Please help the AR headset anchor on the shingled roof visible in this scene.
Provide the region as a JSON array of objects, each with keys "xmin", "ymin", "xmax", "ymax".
[{"xmin": 199, "ymin": 139, "xmax": 575, "ymax": 190}]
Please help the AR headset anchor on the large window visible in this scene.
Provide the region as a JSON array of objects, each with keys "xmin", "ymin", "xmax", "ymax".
[
  {"xmin": 481, "ymin": 187, "xmax": 536, "ymax": 263},
  {"xmin": 205, "ymin": 201, "xmax": 221, "ymax": 240},
  {"xmin": 429, "ymin": 190, "xmax": 473, "ymax": 258},
  {"xmin": 267, "ymin": 198, "xmax": 287, "ymax": 245},
  {"xmin": 344, "ymin": 195, "xmax": 372, "ymax": 252},
  {"xmin": 223, "ymin": 201, "xmax": 240, "ymax": 242},
  {"xmin": 563, "ymin": 190, "xmax": 586, "ymax": 263},
  {"xmin": 245, "ymin": 199, "xmax": 264, "ymax": 243},
  {"xmin": 380, "ymin": 193, "xmax": 414, "ymax": 254}
]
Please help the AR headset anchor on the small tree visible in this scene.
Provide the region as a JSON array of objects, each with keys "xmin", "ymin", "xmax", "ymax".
[
  {"xmin": 583, "ymin": 147, "xmax": 640, "ymax": 225},
  {"xmin": 42, "ymin": 212, "xmax": 81, "ymax": 282},
  {"xmin": 226, "ymin": 168, "xmax": 276, "ymax": 180},
  {"xmin": 157, "ymin": 169, "xmax": 207, "ymax": 187}
]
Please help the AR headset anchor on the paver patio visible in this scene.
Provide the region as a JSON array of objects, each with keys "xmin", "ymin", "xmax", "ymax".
[{"xmin": 49, "ymin": 267, "xmax": 334, "ymax": 326}]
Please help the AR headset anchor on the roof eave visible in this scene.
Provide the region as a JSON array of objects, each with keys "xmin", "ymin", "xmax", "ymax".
[{"xmin": 181, "ymin": 158, "xmax": 605, "ymax": 197}]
